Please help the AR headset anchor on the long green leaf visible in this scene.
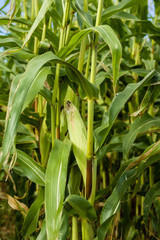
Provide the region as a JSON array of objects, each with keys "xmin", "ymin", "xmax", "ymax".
[
  {"xmin": 21, "ymin": 188, "xmax": 44, "ymax": 239},
  {"xmin": 0, "ymin": 60, "xmax": 16, "ymax": 74},
  {"xmin": 58, "ymin": 209, "xmax": 69, "ymax": 240},
  {"xmin": 0, "ymin": 51, "xmax": 97, "ymax": 166},
  {"xmin": 123, "ymin": 114, "xmax": 160, "ymax": 158},
  {"xmin": 64, "ymin": 195, "xmax": 97, "ymax": 222},
  {"xmin": 45, "ymin": 139, "xmax": 71, "ymax": 240},
  {"xmin": 98, "ymin": 151, "xmax": 160, "ymax": 240},
  {"xmin": 101, "ymin": 0, "xmax": 144, "ymax": 22},
  {"xmin": 72, "ymin": 0, "xmax": 93, "ymax": 28},
  {"xmin": 94, "ymin": 69, "xmax": 158, "ymax": 150},
  {"xmin": 143, "ymin": 182, "xmax": 160, "ymax": 225},
  {"xmin": 22, "ymin": 0, "xmax": 55, "ymax": 47},
  {"xmin": 0, "ymin": 37, "xmax": 25, "ymax": 48},
  {"xmin": 36, "ymin": 220, "xmax": 47, "ymax": 240},
  {"xmin": 22, "ymin": 67, "xmax": 52, "ymax": 111},
  {"xmin": 17, "ymin": 150, "xmax": 45, "ymax": 186},
  {"xmin": 111, "ymin": 11, "xmax": 140, "ymax": 21},
  {"xmin": 58, "ymin": 25, "xmax": 122, "ymax": 89}
]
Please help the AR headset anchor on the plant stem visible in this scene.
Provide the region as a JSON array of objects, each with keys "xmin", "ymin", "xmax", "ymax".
[
  {"xmin": 86, "ymin": 0, "xmax": 104, "ymax": 201},
  {"xmin": 82, "ymin": 219, "xmax": 94, "ymax": 240},
  {"xmin": 82, "ymin": 47, "xmax": 91, "ymax": 121},
  {"xmin": 95, "ymin": 0, "xmax": 103, "ymax": 27},
  {"xmin": 149, "ymin": 166, "xmax": 154, "ymax": 188},
  {"xmin": 140, "ymin": 173, "xmax": 144, "ymax": 216},
  {"xmin": 65, "ymin": 9, "xmax": 74, "ymax": 45},
  {"xmin": 86, "ymin": 43, "xmax": 96, "ymax": 158},
  {"xmin": 31, "ymin": 0, "xmax": 34, "ymax": 20},
  {"xmin": 37, "ymin": 18, "xmax": 47, "ymax": 117},
  {"xmin": 33, "ymin": 0, "xmax": 39, "ymax": 54},
  {"xmin": 84, "ymin": 0, "xmax": 88, "ymax": 11},
  {"xmin": 72, "ymin": 216, "xmax": 78, "ymax": 240},
  {"xmin": 51, "ymin": 0, "xmax": 70, "ymax": 144},
  {"xmin": 23, "ymin": 0, "xmax": 28, "ymax": 19},
  {"xmin": 48, "ymin": 17, "xmax": 52, "ymax": 30},
  {"xmin": 41, "ymin": 18, "xmax": 47, "ymax": 42}
]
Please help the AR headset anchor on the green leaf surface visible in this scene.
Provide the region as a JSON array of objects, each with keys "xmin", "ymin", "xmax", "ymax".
[
  {"xmin": 102, "ymin": 0, "xmax": 144, "ymax": 22},
  {"xmin": 123, "ymin": 114, "xmax": 160, "ymax": 158},
  {"xmin": 72, "ymin": 0, "xmax": 93, "ymax": 28},
  {"xmin": 64, "ymin": 195, "xmax": 97, "ymax": 222},
  {"xmin": 22, "ymin": 0, "xmax": 55, "ymax": 47},
  {"xmin": 0, "ymin": 60, "xmax": 16, "ymax": 74},
  {"xmin": 17, "ymin": 150, "xmax": 45, "ymax": 186},
  {"xmin": 59, "ymin": 209, "xmax": 69, "ymax": 240},
  {"xmin": 111, "ymin": 11, "xmax": 140, "ymax": 21},
  {"xmin": 0, "ymin": 47, "xmax": 35, "ymax": 60},
  {"xmin": 21, "ymin": 188, "xmax": 44, "ymax": 239},
  {"xmin": 0, "ymin": 16, "xmax": 32, "ymax": 25},
  {"xmin": 0, "ymin": 16, "xmax": 59, "ymax": 49},
  {"xmin": 0, "ymin": 51, "xmax": 97, "ymax": 166},
  {"xmin": 22, "ymin": 67, "xmax": 52, "ymax": 111},
  {"xmin": 143, "ymin": 182, "xmax": 160, "ymax": 225},
  {"xmin": 94, "ymin": 69, "xmax": 158, "ymax": 150},
  {"xmin": 98, "ymin": 152, "xmax": 160, "ymax": 240},
  {"xmin": 36, "ymin": 220, "xmax": 47, "ymax": 240},
  {"xmin": 16, "ymin": 134, "xmax": 36, "ymax": 144},
  {"xmin": 0, "ymin": 37, "xmax": 24, "ymax": 48},
  {"xmin": 58, "ymin": 25, "xmax": 122, "ymax": 89},
  {"xmin": 48, "ymin": 7, "xmax": 62, "ymax": 26},
  {"xmin": 45, "ymin": 139, "xmax": 71, "ymax": 240}
]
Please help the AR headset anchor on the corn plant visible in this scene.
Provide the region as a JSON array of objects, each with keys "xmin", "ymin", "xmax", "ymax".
[{"xmin": 1, "ymin": 0, "xmax": 160, "ymax": 239}]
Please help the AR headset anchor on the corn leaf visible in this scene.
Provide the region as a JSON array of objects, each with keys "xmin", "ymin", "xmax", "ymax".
[
  {"xmin": 0, "ymin": 37, "xmax": 25, "ymax": 48},
  {"xmin": 45, "ymin": 139, "xmax": 71, "ymax": 240},
  {"xmin": 111, "ymin": 11, "xmax": 140, "ymax": 21},
  {"xmin": 98, "ymin": 152, "xmax": 160, "ymax": 240},
  {"xmin": 22, "ymin": 67, "xmax": 52, "ymax": 111},
  {"xmin": 72, "ymin": 0, "xmax": 93, "ymax": 28},
  {"xmin": 21, "ymin": 188, "xmax": 44, "ymax": 239},
  {"xmin": 58, "ymin": 209, "xmax": 69, "ymax": 240},
  {"xmin": 17, "ymin": 150, "xmax": 45, "ymax": 186},
  {"xmin": 64, "ymin": 195, "xmax": 97, "ymax": 222},
  {"xmin": 101, "ymin": 0, "xmax": 144, "ymax": 22},
  {"xmin": 22, "ymin": 0, "xmax": 55, "ymax": 47},
  {"xmin": 94, "ymin": 69, "xmax": 158, "ymax": 150},
  {"xmin": 123, "ymin": 114, "xmax": 160, "ymax": 159},
  {"xmin": 143, "ymin": 182, "xmax": 160, "ymax": 226},
  {"xmin": 36, "ymin": 220, "xmax": 47, "ymax": 240},
  {"xmin": 0, "ymin": 60, "xmax": 16, "ymax": 74},
  {"xmin": 58, "ymin": 25, "xmax": 122, "ymax": 89},
  {"xmin": 0, "ymin": 51, "xmax": 97, "ymax": 166}
]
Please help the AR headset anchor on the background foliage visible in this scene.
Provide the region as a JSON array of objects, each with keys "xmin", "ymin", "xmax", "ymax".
[{"xmin": 1, "ymin": 0, "xmax": 160, "ymax": 239}]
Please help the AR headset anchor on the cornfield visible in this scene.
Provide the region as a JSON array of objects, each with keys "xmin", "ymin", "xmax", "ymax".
[{"xmin": 1, "ymin": 0, "xmax": 160, "ymax": 239}]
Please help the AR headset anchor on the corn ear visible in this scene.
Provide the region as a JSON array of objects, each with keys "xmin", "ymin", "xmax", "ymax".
[
  {"xmin": 40, "ymin": 114, "xmax": 51, "ymax": 167},
  {"xmin": 65, "ymin": 101, "xmax": 87, "ymax": 185},
  {"xmin": 60, "ymin": 109, "xmax": 68, "ymax": 140}
]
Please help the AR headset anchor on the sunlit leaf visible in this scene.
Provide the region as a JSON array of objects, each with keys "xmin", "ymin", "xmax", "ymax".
[
  {"xmin": 17, "ymin": 150, "xmax": 45, "ymax": 186},
  {"xmin": 45, "ymin": 139, "xmax": 71, "ymax": 240},
  {"xmin": 94, "ymin": 70, "xmax": 158, "ymax": 150},
  {"xmin": 64, "ymin": 195, "xmax": 97, "ymax": 222},
  {"xmin": 21, "ymin": 188, "xmax": 44, "ymax": 238},
  {"xmin": 22, "ymin": 0, "xmax": 55, "ymax": 47}
]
